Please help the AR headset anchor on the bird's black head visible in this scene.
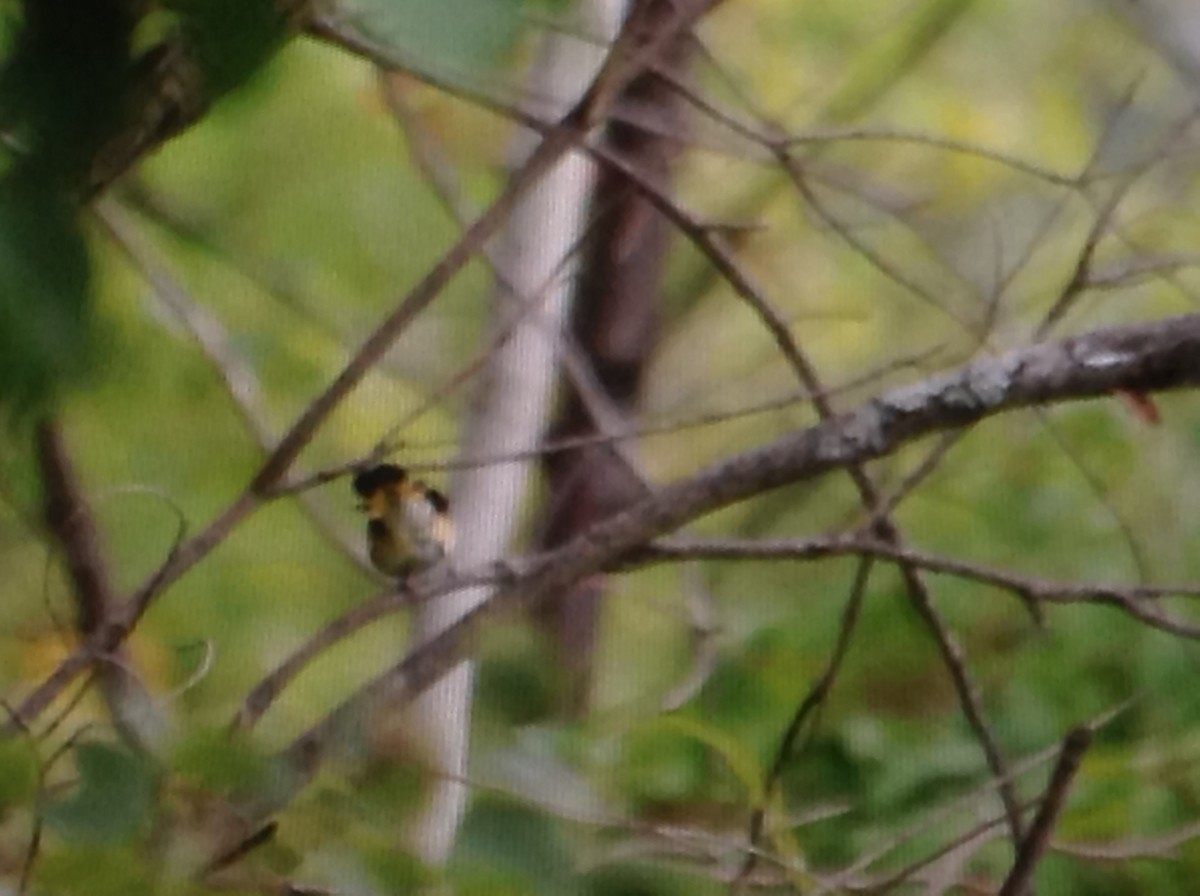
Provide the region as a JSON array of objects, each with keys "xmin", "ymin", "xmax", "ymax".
[
  {"xmin": 425, "ymin": 487, "xmax": 450, "ymax": 513},
  {"xmin": 353, "ymin": 463, "xmax": 407, "ymax": 497}
]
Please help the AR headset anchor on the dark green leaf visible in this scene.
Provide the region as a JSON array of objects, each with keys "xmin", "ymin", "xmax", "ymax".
[
  {"xmin": 451, "ymin": 796, "xmax": 577, "ymax": 896},
  {"xmin": 44, "ymin": 743, "xmax": 155, "ymax": 843},
  {"xmin": 166, "ymin": 0, "xmax": 290, "ymax": 95},
  {"xmin": 0, "ymin": 169, "xmax": 91, "ymax": 413},
  {"xmin": 171, "ymin": 726, "xmax": 273, "ymax": 796}
]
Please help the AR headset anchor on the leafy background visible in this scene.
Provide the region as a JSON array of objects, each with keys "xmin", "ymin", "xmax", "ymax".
[{"xmin": 3, "ymin": 0, "xmax": 1200, "ymax": 893}]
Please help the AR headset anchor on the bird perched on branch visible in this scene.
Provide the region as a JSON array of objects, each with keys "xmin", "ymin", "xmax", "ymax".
[{"xmin": 353, "ymin": 463, "xmax": 454, "ymax": 580}]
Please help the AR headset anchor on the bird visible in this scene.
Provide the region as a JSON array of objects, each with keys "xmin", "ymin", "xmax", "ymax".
[{"xmin": 352, "ymin": 463, "xmax": 454, "ymax": 580}]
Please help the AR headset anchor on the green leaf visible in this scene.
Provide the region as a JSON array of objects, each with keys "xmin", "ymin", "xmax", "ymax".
[
  {"xmin": 171, "ymin": 726, "xmax": 273, "ymax": 796},
  {"xmin": 351, "ymin": 762, "xmax": 428, "ymax": 829},
  {"xmin": 0, "ymin": 168, "xmax": 91, "ymax": 413},
  {"xmin": 166, "ymin": 0, "xmax": 290, "ymax": 96},
  {"xmin": 44, "ymin": 743, "xmax": 155, "ymax": 843},
  {"xmin": 616, "ymin": 723, "xmax": 710, "ymax": 807},
  {"xmin": 477, "ymin": 652, "xmax": 556, "ymax": 727},
  {"xmin": 352, "ymin": 0, "xmax": 525, "ymax": 78},
  {"xmin": 650, "ymin": 715, "xmax": 767, "ymax": 806},
  {"xmin": 451, "ymin": 796, "xmax": 577, "ymax": 896},
  {"xmin": 35, "ymin": 844, "xmax": 154, "ymax": 896},
  {"xmin": 0, "ymin": 736, "xmax": 39, "ymax": 807},
  {"xmin": 362, "ymin": 840, "xmax": 431, "ymax": 895}
]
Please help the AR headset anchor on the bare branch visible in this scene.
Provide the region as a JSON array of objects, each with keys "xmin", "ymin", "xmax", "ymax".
[
  {"xmin": 997, "ymin": 726, "xmax": 1093, "ymax": 896},
  {"xmin": 256, "ymin": 313, "xmax": 1200, "ymax": 809},
  {"xmin": 198, "ymin": 821, "xmax": 279, "ymax": 881},
  {"xmin": 1055, "ymin": 819, "xmax": 1200, "ymax": 863},
  {"xmin": 813, "ymin": 701, "xmax": 1131, "ymax": 895},
  {"xmin": 7, "ymin": 0, "xmax": 695, "ymax": 735},
  {"xmin": 639, "ymin": 535, "xmax": 1200, "ymax": 633},
  {"xmin": 34, "ymin": 423, "xmax": 167, "ymax": 753},
  {"xmin": 659, "ymin": 567, "xmax": 721, "ymax": 712},
  {"xmin": 733, "ymin": 558, "xmax": 872, "ymax": 891},
  {"xmin": 871, "ymin": 802, "xmax": 1039, "ymax": 895},
  {"xmin": 231, "ymin": 564, "xmax": 512, "ymax": 732},
  {"xmin": 96, "ymin": 199, "xmax": 380, "ymax": 579},
  {"xmin": 15, "ymin": 309, "xmax": 1199, "ymax": 744},
  {"xmin": 274, "ymin": 348, "xmax": 934, "ymax": 494}
]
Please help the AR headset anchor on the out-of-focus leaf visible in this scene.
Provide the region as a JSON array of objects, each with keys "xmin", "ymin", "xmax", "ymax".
[
  {"xmin": 616, "ymin": 724, "xmax": 710, "ymax": 807},
  {"xmin": 0, "ymin": 1, "xmax": 134, "ymax": 176},
  {"xmin": 451, "ymin": 795, "xmax": 577, "ymax": 896},
  {"xmin": 652, "ymin": 715, "xmax": 766, "ymax": 806},
  {"xmin": 166, "ymin": 0, "xmax": 291, "ymax": 96},
  {"xmin": 581, "ymin": 865, "xmax": 718, "ymax": 896},
  {"xmin": 170, "ymin": 726, "xmax": 272, "ymax": 795},
  {"xmin": 351, "ymin": 762, "xmax": 427, "ymax": 828},
  {"xmin": 476, "ymin": 652, "xmax": 556, "ymax": 727},
  {"xmin": 822, "ymin": 0, "xmax": 977, "ymax": 122},
  {"xmin": 0, "ymin": 170, "xmax": 91, "ymax": 413},
  {"xmin": 352, "ymin": 0, "xmax": 525, "ymax": 78},
  {"xmin": 44, "ymin": 742, "xmax": 155, "ymax": 843},
  {"xmin": 0, "ymin": 736, "xmax": 39, "ymax": 807},
  {"xmin": 362, "ymin": 839, "xmax": 432, "ymax": 895},
  {"xmin": 36, "ymin": 844, "xmax": 154, "ymax": 896}
]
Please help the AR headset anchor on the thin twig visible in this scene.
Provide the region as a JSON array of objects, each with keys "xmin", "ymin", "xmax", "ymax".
[
  {"xmin": 811, "ymin": 701, "xmax": 1131, "ymax": 895},
  {"xmin": 1055, "ymin": 818, "xmax": 1200, "ymax": 863},
  {"xmin": 96, "ymin": 199, "xmax": 380, "ymax": 579},
  {"xmin": 640, "ymin": 534, "xmax": 1200, "ymax": 630},
  {"xmin": 997, "ymin": 726, "xmax": 1093, "ymax": 896},
  {"xmin": 231, "ymin": 563, "xmax": 517, "ymax": 732},
  {"xmin": 734, "ymin": 558, "xmax": 872, "ymax": 891},
  {"xmin": 274, "ymin": 348, "xmax": 934, "ymax": 495},
  {"xmin": 871, "ymin": 801, "xmax": 1041, "ymax": 895},
  {"xmin": 6, "ymin": 6, "xmax": 660, "ymax": 733},
  {"xmin": 199, "ymin": 821, "xmax": 279, "ymax": 879},
  {"xmin": 257, "ymin": 314, "xmax": 1200, "ymax": 813}
]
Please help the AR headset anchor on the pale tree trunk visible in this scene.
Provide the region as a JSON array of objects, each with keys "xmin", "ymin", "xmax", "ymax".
[{"xmin": 402, "ymin": 0, "xmax": 628, "ymax": 865}]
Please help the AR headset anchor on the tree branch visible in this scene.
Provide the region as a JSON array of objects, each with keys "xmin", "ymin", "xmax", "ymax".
[
  {"xmin": 639, "ymin": 535, "xmax": 1200, "ymax": 637},
  {"xmin": 6, "ymin": 0, "xmax": 693, "ymax": 736},
  {"xmin": 258, "ymin": 312, "xmax": 1200, "ymax": 807},
  {"xmin": 34, "ymin": 423, "xmax": 167, "ymax": 752}
]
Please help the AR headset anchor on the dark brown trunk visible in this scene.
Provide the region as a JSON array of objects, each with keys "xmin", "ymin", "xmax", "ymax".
[{"xmin": 535, "ymin": 0, "xmax": 692, "ymax": 713}]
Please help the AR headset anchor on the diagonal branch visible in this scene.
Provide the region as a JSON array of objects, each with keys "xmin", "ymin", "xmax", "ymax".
[
  {"xmin": 96, "ymin": 199, "xmax": 379, "ymax": 579},
  {"xmin": 34, "ymin": 423, "xmax": 167, "ymax": 753},
  {"xmin": 255, "ymin": 312, "xmax": 1200, "ymax": 809},
  {"xmin": 6, "ymin": 0, "xmax": 702, "ymax": 736}
]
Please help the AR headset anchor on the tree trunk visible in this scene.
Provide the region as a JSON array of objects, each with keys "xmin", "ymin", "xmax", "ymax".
[
  {"xmin": 400, "ymin": 0, "xmax": 627, "ymax": 864},
  {"xmin": 535, "ymin": 0, "xmax": 692, "ymax": 713}
]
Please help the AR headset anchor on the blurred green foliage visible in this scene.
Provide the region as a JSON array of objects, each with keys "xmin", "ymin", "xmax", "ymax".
[
  {"xmin": 0, "ymin": 736, "xmax": 38, "ymax": 807},
  {"xmin": 44, "ymin": 742, "xmax": 156, "ymax": 843},
  {"xmin": 0, "ymin": 0, "xmax": 1199, "ymax": 893},
  {"xmin": 0, "ymin": 0, "xmax": 293, "ymax": 411},
  {"xmin": 167, "ymin": 0, "xmax": 292, "ymax": 95},
  {"xmin": 0, "ymin": 172, "xmax": 92, "ymax": 411},
  {"xmin": 452, "ymin": 797, "xmax": 577, "ymax": 895}
]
